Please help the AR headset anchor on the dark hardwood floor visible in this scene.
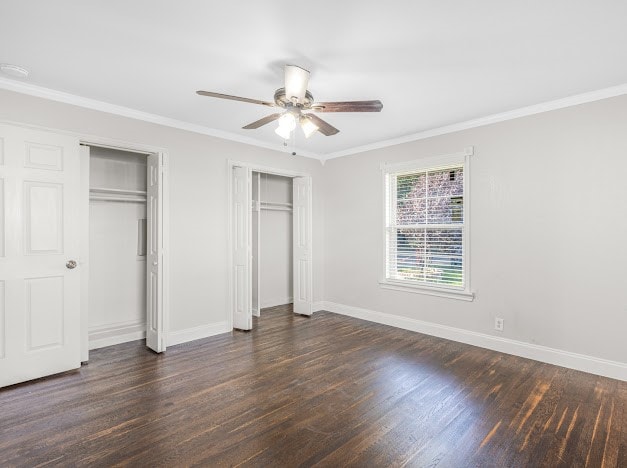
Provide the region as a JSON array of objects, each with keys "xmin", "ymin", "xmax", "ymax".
[{"xmin": 0, "ymin": 305, "xmax": 625, "ymax": 467}]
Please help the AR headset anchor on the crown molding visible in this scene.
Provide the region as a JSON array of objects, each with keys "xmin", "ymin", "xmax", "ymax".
[
  {"xmin": 322, "ymin": 82, "xmax": 627, "ymax": 161},
  {"xmin": 2, "ymin": 77, "xmax": 626, "ymax": 163},
  {"xmin": 0, "ymin": 77, "xmax": 322, "ymax": 160}
]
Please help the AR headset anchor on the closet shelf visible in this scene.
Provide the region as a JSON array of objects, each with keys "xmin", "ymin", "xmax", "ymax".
[{"xmin": 89, "ymin": 187, "xmax": 147, "ymax": 203}]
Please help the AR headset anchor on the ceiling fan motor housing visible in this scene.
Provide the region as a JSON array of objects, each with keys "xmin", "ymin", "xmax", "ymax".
[{"xmin": 274, "ymin": 88, "xmax": 315, "ymax": 109}]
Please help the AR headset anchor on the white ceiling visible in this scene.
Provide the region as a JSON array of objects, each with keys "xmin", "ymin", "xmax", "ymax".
[{"xmin": 1, "ymin": 1, "xmax": 627, "ymax": 158}]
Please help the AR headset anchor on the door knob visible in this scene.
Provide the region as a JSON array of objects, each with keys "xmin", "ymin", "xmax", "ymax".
[{"xmin": 66, "ymin": 260, "xmax": 77, "ymax": 269}]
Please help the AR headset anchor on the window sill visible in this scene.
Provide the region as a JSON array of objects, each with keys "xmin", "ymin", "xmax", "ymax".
[{"xmin": 379, "ymin": 279, "xmax": 475, "ymax": 301}]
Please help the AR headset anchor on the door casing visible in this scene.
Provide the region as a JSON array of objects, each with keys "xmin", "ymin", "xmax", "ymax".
[
  {"xmin": 78, "ymin": 139, "xmax": 170, "ymax": 360},
  {"xmin": 227, "ymin": 160, "xmax": 314, "ymax": 330}
]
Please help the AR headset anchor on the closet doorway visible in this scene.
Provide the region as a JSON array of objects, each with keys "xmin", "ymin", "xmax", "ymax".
[
  {"xmin": 229, "ymin": 162, "xmax": 313, "ymax": 331},
  {"xmin": 252, "ymin": 172, "xmax": 293, "ymax": 317},
  {"xmin": 80, "ymin": 143, "xmax": 168, "ymax": 361}
]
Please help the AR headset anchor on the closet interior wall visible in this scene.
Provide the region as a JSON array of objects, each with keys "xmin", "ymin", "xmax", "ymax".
[
  {"xmin": 252, "ymin": 172, "xmax": 293, "ymax": 313},
  {"xmin": 88, "ymin": 146, "xmax": 148, "ymax": 348}
]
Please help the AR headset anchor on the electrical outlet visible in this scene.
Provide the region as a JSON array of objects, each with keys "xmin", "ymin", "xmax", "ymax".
[{"xmin": 494, "ymin": 317, "xmax": 504, "ymax": 331}]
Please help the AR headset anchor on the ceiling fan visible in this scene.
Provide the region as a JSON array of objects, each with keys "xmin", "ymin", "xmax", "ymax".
[{"xmin": 196, "ymin": 65, "xmax": 383, "ymax": 139}]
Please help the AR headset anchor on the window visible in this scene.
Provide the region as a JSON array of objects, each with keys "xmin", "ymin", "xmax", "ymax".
[{"xmin": 381, "ymin": 149, "xmax": 473, "ymax": 300}]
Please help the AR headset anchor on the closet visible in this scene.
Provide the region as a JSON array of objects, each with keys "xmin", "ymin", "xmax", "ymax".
[
  {"xmin": 87, "ymin": 146, "xmax": 148, "ymax": 349},
  {"xmin": 231, "ymin": 162, "xmax": 312, "ymax": 330},
  {"xmin": 252, "ymin": 172, "xmax": 293, "ymax": 316}
]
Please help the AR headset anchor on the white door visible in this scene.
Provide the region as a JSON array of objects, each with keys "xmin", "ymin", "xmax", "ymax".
[
  {"xmin": 0, "ymin": 123, "xmax": 81, "ymax": 388},
  {"xmin": 292, "ymin": 176, "xmax": 313, "ymax": 315},
  {"xmin": 251, "ymin": 172, "xmax": 261, "ymax": 317},
  {"xmin": 232, "ymin": 165, "xmax": 252, "ymax": 330},
  {"xmin": 146, "ymin": 153, "xmax": 167, "ymax": 352},
  {"xmin": 79, "ymin": 144, "xmax": 90, "ymax": 362}
]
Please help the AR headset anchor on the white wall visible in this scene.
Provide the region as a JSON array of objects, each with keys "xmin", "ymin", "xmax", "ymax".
[
  {"xmin": 322, "ymin": 95, "xmax": 627, "ymax": 366},
  {"xmin": 259, "ymin": 173, "xmax": 293, "ymax": 308},
  {"xmin": 89, "ymin": 147, "xmax": 146, "ymax": 190},
  {"xmin": 89, "ymin": 202, "xmax": 146, "ymax": 326},
  {"xmin": 0, "ymin": 89, "xmax": 324, "ymax": 337},
  {"xmin": 2, "ymin": 87, "xmax": 625, "ymax": 376},
  {"xmin": 260, "ymin": 172, "xmax": 292, "ymax": 203}
]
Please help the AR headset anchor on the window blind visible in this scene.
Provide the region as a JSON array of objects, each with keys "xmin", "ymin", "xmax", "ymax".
[{"xmin": 385, "ymin": 165, "xmax": 464, "ymax": 288}]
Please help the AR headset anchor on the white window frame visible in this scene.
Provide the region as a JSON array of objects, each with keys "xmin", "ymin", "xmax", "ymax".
[{"xmin": 379, "ymin": 147, "xmax": 474, "ymax": 301}]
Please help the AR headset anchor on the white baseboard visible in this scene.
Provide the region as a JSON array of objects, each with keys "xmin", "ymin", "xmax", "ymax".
[
  {"xmin": 260, "ymin": 297, "xmax": 293, "ymax": 309},
  {"xmin": 167, "ymin": 321, "xmax": 231, "ymax": 347},
  {"xmin": 89, "ymin": 320, "xmax": 146, "ymax": 350},
  {"xmin": 320, "ymin": 301, "xmax": 627, "ymax": 381}
]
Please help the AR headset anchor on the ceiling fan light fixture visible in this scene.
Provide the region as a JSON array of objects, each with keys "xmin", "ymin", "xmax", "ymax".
[
  {"xmin": 277, "ymin": 112, "xmax": 297, "ymax": 131},
  {"xmin": 284, "ymin": 65, "xmax": 310, "ymax": 103},
  {"xmin": 275, "ymin": 123, "xmax": 292, "ymax": 140},
  {"xmin": 300, "ymin": 115, "xmax": 319, "ymax": 138}
]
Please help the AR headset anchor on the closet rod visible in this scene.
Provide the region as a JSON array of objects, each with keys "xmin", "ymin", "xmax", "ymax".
[
  {"xmin": 260, "ymin": 201, "xmax": 293, "ymax": 211},
  {"xmin": 260, "ymin": 201, "xmax": 292, "ymax": 207},
  {"xmin": 90, "ymin": 187, "xmax": 147, "ymax": 196},
  {"xmin": 260, "ymin": 205, "xmax": 292, "ymax": 212}
]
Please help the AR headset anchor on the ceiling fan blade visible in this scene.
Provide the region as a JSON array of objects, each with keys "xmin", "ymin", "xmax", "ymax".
[
  {"xmin": 196, "ymin": 90, "xmax": 275, "ymax": 107},
  {"xmin": 311, "ymin": 100, "xmax": 383, "ymax": 112},
  {"xmin": 284, "ymin": 65, "xmax": 310, "ymax": 103},
  {"xmin": 306, "ymin": 114, "xmax": 339, "ymax": 136},
  {"xmin": 242, "ymin": 113, "xmax": 282, "ymax": 129}
]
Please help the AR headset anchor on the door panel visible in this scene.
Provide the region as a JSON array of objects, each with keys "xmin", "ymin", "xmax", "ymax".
[
  {"xmin": 232, "ymin": 166, "xmax": 252, "ymax": 330},
  {"xmin": 25, "ymin": 276, "xmax": 64, "ymax": 351},
  {"xmin": 292, "ymin": 177, "xmax": 312, "ymax": 315},
  {"xmin": 235, "ymin": 265, "xmax": 246, "ymax": 319},
  {"xmin": 251, "ymin": 172, "xmax": 260, "ymax": 317},
  {"xmin": 0, "ymin": 178, "xmax": 4, "ymax": 257},
  {"xmin": 0, "ymin": 123, "xmax": 81, "ymax": 388},
  {"xmin": 79, "ymin": 145, "xmax": 89, "ymax": 362},
  {"xmin": 146, "ymin": 153, "xmax": 165, "ymax": 352},
  {"xmin": 24, "ymin": 142, "xmax": 64, "ymax": 170},
  {"xmin": 149, "ymin": 271, "xmax": 158, "ymax": 332},
  {"xmin": 24, "ymin": 182, "xmax": 64, "ymax": 254},
  {"xmin": 297, "ymin": 259, "xmax": 308, "ymax": 302}
]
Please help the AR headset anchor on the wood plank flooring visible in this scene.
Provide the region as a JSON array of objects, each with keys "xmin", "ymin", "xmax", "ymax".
[{"xmin": 0, "ymin": 305, "xmax": 625, "ymax": 467}]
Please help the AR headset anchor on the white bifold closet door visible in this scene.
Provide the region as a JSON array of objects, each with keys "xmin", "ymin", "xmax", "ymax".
[
  {"xmin": 146, "ymin": 153, "xmax": 166, "ymax": 352},
  {"xmin": 232, "ymin": 165, "xmax": 252, "ymax": 330},
  {"xmin": 0, "ymin": 123, "xmax": 81, "ymax": 388},
  {"xmin": 292, "ymin": 176, "xmax": 313, "ymax": 315},
  {"xmin": 251, "ymin": 172, "xmax": 260, "ymax": 317}
]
